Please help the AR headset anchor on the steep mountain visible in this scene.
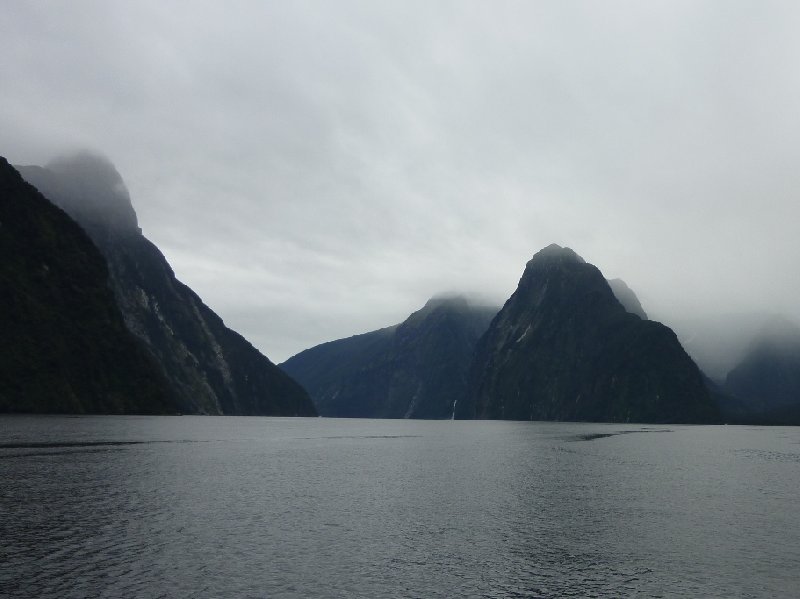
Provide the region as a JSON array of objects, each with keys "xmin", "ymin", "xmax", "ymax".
[
  {"xmin": 607, "ymin": 278, "xmax": 647, "ymax": 319},
  {"xmin": 281, "ymin": 296, "xmax": 497, "ymax": 418},
  {"xmin": 0, "ymin": 157, "xmax": 174, "ymax": 413},
  {"xmin": 19, "ymin": 153, "xmax": 315, "ymax": 416},
  {"xmin": 457, "ymin": 244, "xmax": 720, "ymax": 423},
  {"xmin": 723, "ymin": 317, "xmax": 800, "ymax": 420}
]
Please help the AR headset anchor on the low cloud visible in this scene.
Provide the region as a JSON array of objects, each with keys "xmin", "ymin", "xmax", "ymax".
[{"xmin": 3, "ymin": 1, "xmax": 800, "ymax": 361}]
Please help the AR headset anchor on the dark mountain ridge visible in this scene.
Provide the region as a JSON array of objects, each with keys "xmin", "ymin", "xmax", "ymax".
[
  {"xmin": 667, "ymin": 312, "xmax": 779, "ymax": 383},
  {"xmin": 19, "ymin": 153, "xmax": 315, "ymax": 416},
  {"xmin": 723, "ymin": 316, "xmax": 800, "ymax": 421},
  {"xmin": 457, "ymin": 244, "xmax": 720, "ymax": 423},
  {"xmin": 282, "ymin": 296, "xmax": 497, "ymax": 418},
  {"xmin": 607, "ymin": 277, "xmax": 648, "ymax": 319},
  {"xmin": 0, "ymin": 157, "xmax": 174, "ymax": 413}
]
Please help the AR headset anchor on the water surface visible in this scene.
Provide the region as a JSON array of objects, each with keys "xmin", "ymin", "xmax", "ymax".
[{"xmin": 1, "ymin": 416, "xmax": 798, "ymax": 598}]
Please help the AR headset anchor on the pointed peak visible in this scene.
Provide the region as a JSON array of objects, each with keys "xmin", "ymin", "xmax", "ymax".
[
  {"xmin": 531, "ymin": 243, "xmax": 586, "ymax": 264},
  {"xmin": 529, "ymin": 244, "xmax": 586, "ymax": 265}
]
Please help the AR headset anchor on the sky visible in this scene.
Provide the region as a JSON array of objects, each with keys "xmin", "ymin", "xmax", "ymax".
[{"xmin": 2, "ymin": 1, "xmax": 800, "ymax": 363}]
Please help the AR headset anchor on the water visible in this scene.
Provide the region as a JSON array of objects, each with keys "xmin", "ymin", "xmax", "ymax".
[{"xmin": 1, "ymin": 416, "xmax": 798, "ymax": 598}]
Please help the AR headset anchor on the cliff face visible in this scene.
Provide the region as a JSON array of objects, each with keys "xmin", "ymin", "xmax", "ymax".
[
  {"xmin": 19, "ymin": 154, "xmax": 315, "ymax": 416},
  {"xmin": 0, "ymin": 157, "xmax": 174, "ymax": 413},
  {"xmin": 282, "ymin": 297, "xmax": 497, "ymax": 418},
  {"xmin": 458, "ymin": 245, "xmax": 720, "ymax": 423}
]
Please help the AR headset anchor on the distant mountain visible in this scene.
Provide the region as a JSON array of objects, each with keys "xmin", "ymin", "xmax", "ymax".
[
  {"xmin": 667, "ymin": 312, "xmax": 776, "ymax": 383},
  {"xmin": 281, "ymin": 296, "xmax": 497, "ymax": 418},
  {"xmin": 457, "ymin": 244, "xmax": 720, "ymax": 423},
  {"xmin": 723, "ymin": 317, "xmax": 800, "ymax": 421},
  {"xmin": 19, "ymin": 153, "xmax": 315, "ymax": 416},
  {"xmin": 0, "ymin": 157, "xmax": 174, "ymax": 413},
  {"xmin": 607, "ymin": 278, "xmax": 647, "ymax": 319}
]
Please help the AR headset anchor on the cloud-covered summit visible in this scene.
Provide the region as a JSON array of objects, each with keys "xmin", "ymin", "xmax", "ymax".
[
  {"xmin": 3, "ymin": 2, "xmax": 800, "ymax": 361},
  {"xmin": 18, "ymin": 152, "xmax": 139, "ymax": 236}
]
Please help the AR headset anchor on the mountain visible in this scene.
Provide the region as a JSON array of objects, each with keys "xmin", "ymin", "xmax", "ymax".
[
  {"xmin": 281, "ymin": 296, "xmax": 497, "ymax": 418},
  {"xmin": 667, "ymin": 312, "xmax": 775, "ymax": 383},
  {"xmin": 607, "ymin": 278, "xmax": 647, "ymax": 319},
  {"xmin": 19, "ymin": 153, "xmax": 315, "ymax": 416},
  {"xmin": 0, "ymin": 157, "xmax": 174, "ymax": 413},
  {"xmin": 457, "ymin": 244, "xmax": 720, "ymax": 423},
  {"xmin": 723, "ymin": 317, "xmax": 800, "ymax": 421}
]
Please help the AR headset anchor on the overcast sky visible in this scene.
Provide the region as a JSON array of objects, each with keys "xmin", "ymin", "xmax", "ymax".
[{"xmin": 3, "ymin": 1, "xmax": 800, "ymax": 362}]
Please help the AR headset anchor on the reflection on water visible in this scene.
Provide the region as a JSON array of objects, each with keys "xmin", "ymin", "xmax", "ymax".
[
  {"xmin": 1, "ymin": 416, "xmax": 799, "ymax": 598},
  {"xmin": 569, "ymin": 428, "xmax": 672, "ymax": 442}
]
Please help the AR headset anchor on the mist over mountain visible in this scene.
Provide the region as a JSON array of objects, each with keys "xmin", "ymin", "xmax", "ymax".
[
  {"xmin": 0, "ymin": 157, "xmax": 174, "ymax": 413},
  {"xmin": 7, "ymin": 148, "xmax": 793, "ymax": 424},
  {"xmin": 19, "ymin": 153, "xmax": 315, "ymax": 416},
  {"xmin": 607, "ymin": 278, "xmax": 648, "ymax": 320},
  {"xmin": 457, "ymin": 245, "xmax": 720, "ymax": 423},
  {"xmin": 285, "ymin": 245, "xmax": 720, "ymax": 424},
  {"xmin": 281, "ymin": 296, "xmax": 497, "ymax": 418},
  {"xmin": 666, "ymin": 313, "xmax": 779, "ymax": 383},
  {"xmin": 4, "ymin": 1, "xmax": 800, "ymax": 375},
  {"xmin": 723, "ymin": 317, "xmax": 800, "ymax": 421},
  {"xmin": 19, "ymin": 153, "xmax": 139, "ymax": 237}
]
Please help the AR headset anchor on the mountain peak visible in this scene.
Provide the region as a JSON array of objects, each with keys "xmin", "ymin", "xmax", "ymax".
[
  {"xmin": 420, "ymin": 294, "xmax": 470, "ymax": 313},
  {"xmin": 15, "ymin": 153, "xmax": 315, "ymax": 417},
  {"xmin": 18, "ymin": 152, "xmax": 140, "ymax": 236},
  {"xmin": 725, "ymin": 315, "xmax": 800, "ymax": 415},
  {"xmin": 527, "ymin": 244, "xmax": 586, "ymax": 267},
  {"xmin": 282, "ymin": 297, "xmax": 497, "ymax": 419},
  {"xmin": 460, "ymin": 247, "xmax": 719, "ymax": 423},
  {"xmin": 0, "ymin": 156, "xmax": 174, "ymax": 414}
]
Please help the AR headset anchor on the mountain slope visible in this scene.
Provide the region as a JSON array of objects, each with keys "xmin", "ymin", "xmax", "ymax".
[
  {"xmin": 667, "ymin": 312, "xmax": 776, "ymax": 383},
  {"xmin": 607, "ymin": 278, "xmax": 647, "ymax": 319},
  {"xmin": 457, "ymin": 244, "xmax": 720, "ymax": 423},
  {"xmin": 19, "ymin": 153, "xmax": 315, "ymax": 416},
  {"xmin": 282, "ymin": 296, "xmax": 497, "ymax": 418},
  {"xmin": 0, "ymin": 156, "xmax": 174, "ymax": 413},
  {"xmin": 723, "ymin": 317, "xmax": 800, "ymax": 420}
]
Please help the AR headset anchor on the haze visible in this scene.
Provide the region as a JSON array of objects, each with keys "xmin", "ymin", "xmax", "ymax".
[{"xmin": 3, "ymin": 1, "xmax": 799, "ymax": 362}]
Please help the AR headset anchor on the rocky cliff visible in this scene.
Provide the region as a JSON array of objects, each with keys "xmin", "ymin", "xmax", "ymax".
[
  {"xmin": 19, "ymin": 153, "xmax": 315, "ymax": 416},
  {"xmin": 0, "ymin": 157, "xmax": 174, "ymax": 413}
]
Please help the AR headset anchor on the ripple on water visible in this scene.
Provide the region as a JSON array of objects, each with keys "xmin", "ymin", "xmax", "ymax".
[{"xmin": 1, "ymin": 417, "xmax": 799, "ymax": 598}]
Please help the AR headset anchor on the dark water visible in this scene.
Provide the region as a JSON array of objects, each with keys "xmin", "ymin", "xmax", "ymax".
[{"xmin": 1, "ymin": 417, "xmax": 799, "ymax": 598}]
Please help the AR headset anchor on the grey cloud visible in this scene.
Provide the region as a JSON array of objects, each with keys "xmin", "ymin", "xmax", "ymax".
[{"xmin": 2, "ymin": 0, "xmax": 799, "ymax": 362}]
